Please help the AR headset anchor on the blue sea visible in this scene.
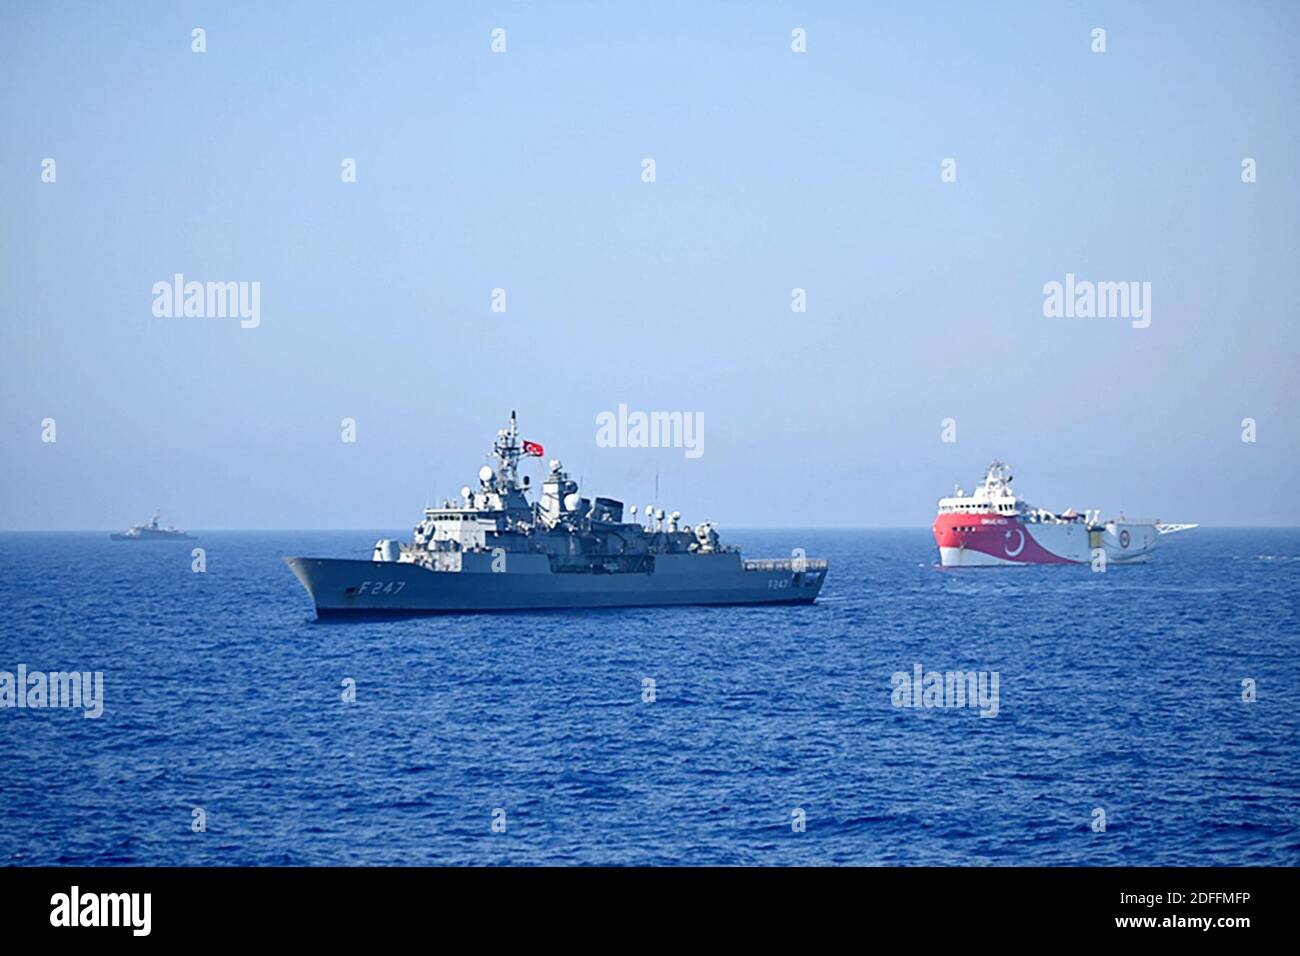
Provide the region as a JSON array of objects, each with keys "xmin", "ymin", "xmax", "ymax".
[{"xmin": 1, "ymin": 529, "xmax": 1297, "ymax": 866}]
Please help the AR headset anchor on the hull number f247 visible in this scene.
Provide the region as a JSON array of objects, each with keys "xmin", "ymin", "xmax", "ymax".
[{"xmin": 355, "ymin": 581, "xmax": 405, "ymax": 596}]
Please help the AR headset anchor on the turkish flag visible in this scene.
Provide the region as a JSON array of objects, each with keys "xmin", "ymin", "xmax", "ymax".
[{"xmin": 522, "ymin": 440, "xmax": 544, "ymax": 457}]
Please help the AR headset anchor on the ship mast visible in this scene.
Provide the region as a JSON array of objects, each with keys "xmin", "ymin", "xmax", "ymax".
[{"xmin": 492, "ymin": 410, "xmax": 522, "ymax": 491}]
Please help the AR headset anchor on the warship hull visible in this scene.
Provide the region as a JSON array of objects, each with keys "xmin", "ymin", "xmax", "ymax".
[{"xmin": 285, "ymin": 552, "xmax": 826, "ymax": 616}]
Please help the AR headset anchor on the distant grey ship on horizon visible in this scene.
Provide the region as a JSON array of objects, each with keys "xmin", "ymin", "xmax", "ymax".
[
  {"xmin": 110, "ymin": 511, "xmax": 193, "ymax": 541},
  {"xmin": 285, "ymin": 412, "xmax": 827, "ymax": 616}
]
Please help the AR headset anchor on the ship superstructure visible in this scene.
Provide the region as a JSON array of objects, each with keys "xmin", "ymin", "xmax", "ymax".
[
  {"xmin": 933, "ymin": 461, "xmax": 1195, "ymax": 567},
  {"xmin": 285, "ymin": 412, "xmax": 827, "ymax": 614},
  {"xmin": 110, "ymin": 511, "xmax": 193, "ymax": 541}
]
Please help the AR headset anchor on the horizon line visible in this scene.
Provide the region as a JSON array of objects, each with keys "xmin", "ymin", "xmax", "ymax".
[{"xmin": 0, "ymin": 525, "xmax": 1291, "ymax": 534}]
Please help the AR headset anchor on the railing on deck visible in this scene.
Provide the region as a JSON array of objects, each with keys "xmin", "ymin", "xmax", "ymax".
[{"xmin": 743, "ymin": 558, "xmax": 829, "ymax": 572}]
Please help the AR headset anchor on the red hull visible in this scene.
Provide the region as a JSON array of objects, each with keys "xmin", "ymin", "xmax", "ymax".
[{"xmin": 932, "ymin": 512, "xmax": 1079, "ymax": 565}]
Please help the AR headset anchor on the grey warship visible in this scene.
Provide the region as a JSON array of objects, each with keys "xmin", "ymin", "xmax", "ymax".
[
  {"xmin": 110, "ymin": 511, "xmax": 193, "ymax": 541},
  {"xmin": 285, "ymin": 412, "xmax": 828, "ymax": 616}
]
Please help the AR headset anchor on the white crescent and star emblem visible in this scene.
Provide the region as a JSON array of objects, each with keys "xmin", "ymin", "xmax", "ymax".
[{"xmin": 1004, "ymin": 527, "xmax": 1025, "ymax": 558}]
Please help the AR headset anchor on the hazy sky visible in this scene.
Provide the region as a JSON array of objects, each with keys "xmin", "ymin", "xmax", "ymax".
[{"xmin": 2, "ymin": 1, "xmax": 1297, "ymax": 529}]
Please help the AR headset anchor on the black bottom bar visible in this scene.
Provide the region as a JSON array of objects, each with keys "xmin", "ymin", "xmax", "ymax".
[{"xmin": 0, "ymin": 866, "xmax": 1283, "ymax": 941}]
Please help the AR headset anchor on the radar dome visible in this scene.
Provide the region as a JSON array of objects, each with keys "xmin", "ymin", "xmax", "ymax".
[{"xmin": 479, "ymin": 465, "xmax": 494, "ymax": 483}]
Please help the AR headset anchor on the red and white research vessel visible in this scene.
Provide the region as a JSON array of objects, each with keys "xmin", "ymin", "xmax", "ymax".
[{"xmin": 933, "ymin": 461, "xmax": 1196, "ymax": 567}]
